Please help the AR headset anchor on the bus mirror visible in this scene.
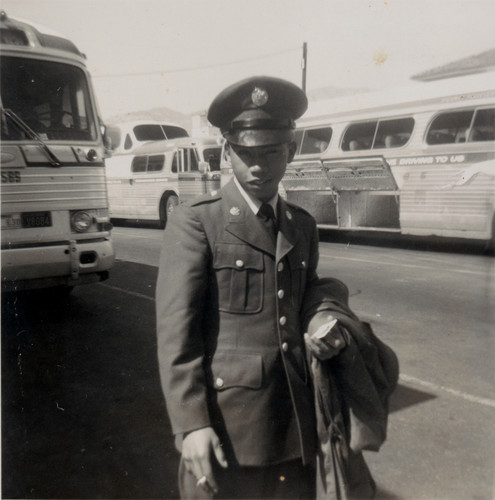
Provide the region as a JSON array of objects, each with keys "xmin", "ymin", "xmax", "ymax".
[{"xmin": 102, "ymin": 127, "xmax": 113, "ymax": 158}]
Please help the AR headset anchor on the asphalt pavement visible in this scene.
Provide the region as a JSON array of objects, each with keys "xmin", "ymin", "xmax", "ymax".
[
  {"xmin": 2, "ymin": 237, "xmax": 494, "ymax": 499},
  {"xmin": 2, "ymin": 261, "xmax": 180, "ymax": 499}
]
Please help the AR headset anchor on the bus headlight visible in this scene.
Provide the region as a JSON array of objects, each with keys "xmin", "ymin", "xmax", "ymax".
[{"xmin": 71, "ymin": 211, "xmax": 93, "ymax": 232}]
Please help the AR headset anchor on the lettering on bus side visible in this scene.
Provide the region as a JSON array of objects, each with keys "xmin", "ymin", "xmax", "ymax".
[
  {"xmin": 1, "ymin": 171, "xmax": 21, "ymax": 183},
  {"xmin": 396, "ymin": 155, "xmax": 468, "ymax": 166}
]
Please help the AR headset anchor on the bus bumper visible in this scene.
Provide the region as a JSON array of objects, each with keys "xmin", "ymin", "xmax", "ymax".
[{"xmin": 1, "ymin": 237, "xmax": 115, "ymax": 292}]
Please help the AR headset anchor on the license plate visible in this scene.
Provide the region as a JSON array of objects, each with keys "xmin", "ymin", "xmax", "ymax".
[
  {"xmin": 22, "ymin": 211, "xmax": 52, "ymax": 228},
  {"xmin": 1, "ymin": 214, "xmax": 22, "ymax": 229}
]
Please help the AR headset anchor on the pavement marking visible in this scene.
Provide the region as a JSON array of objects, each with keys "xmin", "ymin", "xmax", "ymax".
[
  {"xmin": 400, "ymin": 373, "xmax": 495, "ymax": 408},
  {"xmin": 99, "ymin": 282, "xmax": 155, "ymax": 302},
  {"xmin": 99, "ymin": 282, "xmax": 495, "ymax": 409},
  {"xmin": 319, "ymin": 253, "xmax": 488, "ymax": 276}
]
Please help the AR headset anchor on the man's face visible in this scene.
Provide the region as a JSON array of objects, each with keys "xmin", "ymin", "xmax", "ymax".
[{"xmin": 226, "ymin": 142, "xmax": 296, "ymax": 202}]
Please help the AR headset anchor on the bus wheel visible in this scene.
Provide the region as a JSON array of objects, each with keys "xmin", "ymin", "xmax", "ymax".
[{"xmin": 160, "ymin": 195, "xmax": 179, "ymax": 228}]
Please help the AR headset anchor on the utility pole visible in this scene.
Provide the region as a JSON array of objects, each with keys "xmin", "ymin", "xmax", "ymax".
[{"xmin": 302, "ymin": 42, "xmax": 307, "ymax": 93}]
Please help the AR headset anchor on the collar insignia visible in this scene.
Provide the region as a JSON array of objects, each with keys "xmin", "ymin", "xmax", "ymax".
[
  {"xmin": 286, "ymin": 210, "xmax": 292, "ymax": 220},
  {"xmin": 230, "ymin": 206, "xmax": 241, "ymax": 216}
]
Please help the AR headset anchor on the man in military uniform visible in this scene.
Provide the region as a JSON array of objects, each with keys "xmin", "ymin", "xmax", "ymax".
[{"xmin": 155, "ymin": 76, "xmax": 346, "ymax": 499}]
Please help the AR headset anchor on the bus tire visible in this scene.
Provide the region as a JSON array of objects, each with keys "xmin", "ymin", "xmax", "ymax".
[{"xmin": 159, "ymin": 194, "xmax": 179, "ymax": 228}]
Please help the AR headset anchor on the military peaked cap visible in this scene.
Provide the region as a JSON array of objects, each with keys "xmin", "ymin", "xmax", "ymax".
[{"xmin": 207, "ymin": 76, "xmax": 308, "ymax": 147}]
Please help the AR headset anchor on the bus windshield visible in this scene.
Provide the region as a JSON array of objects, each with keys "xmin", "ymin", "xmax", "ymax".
[{"xmin": 1, "ymin": 56, "xmax": 97, "ymax": 142}]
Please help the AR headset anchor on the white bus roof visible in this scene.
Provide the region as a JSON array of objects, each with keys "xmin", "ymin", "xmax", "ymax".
[
  {"xmin": 301, "ymin": 71, "xmax": 495, "ymax": 125},
  {"xmin": 0, "ymin": 11, "xmax": 85, "ymax": 60}
]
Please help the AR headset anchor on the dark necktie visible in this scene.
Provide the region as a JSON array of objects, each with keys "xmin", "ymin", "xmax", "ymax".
[{"xmin": 258, "ymin": 203, "xmax": 278, "ymax": 239}]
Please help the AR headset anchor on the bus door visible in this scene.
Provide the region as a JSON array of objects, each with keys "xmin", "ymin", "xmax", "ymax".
[
  {"xmin": 177, "ymin": 147, "xmax": 221, "ymax": 202},
  {"xmin": 321, "ymin": 156, "xmax": 399, "ymax": 230},
  {"xmin": 282, "ymin": 160, "xmax": 338, "ymax": 225}
]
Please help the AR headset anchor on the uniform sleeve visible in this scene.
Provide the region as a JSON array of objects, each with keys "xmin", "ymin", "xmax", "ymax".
[{"xmin": 155, "ymin": 204, "xmax": 211, "ymax": 435}]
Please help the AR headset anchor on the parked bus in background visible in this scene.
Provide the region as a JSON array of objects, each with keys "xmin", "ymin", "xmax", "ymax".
[
  {"xmin": 0, "ymin": 12, "xmax": 114, "ymax": 292},
  {"xmin": 105, "ymin": 137, "xmax": 222, "ymax": 228},
  {"xmin": 282, "ymin": 72, "xmax": 495, "ymax": 245},
  {"xmin": 105, "ymin": 120, "xmax": 189, "ymax": 156}
]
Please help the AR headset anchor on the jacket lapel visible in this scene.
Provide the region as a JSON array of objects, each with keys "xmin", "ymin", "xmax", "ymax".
[{"xmin": 276, "ymin": 197, "xmax": 300, "ymax": 262}]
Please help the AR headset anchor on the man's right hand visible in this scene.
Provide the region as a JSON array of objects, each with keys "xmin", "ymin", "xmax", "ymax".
[{"xmin": 182, "ymin": 426, "xmax": 228, "ymax": 495}]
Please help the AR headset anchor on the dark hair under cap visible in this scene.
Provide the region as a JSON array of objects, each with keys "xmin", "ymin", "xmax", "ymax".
[{"xmin": 207, "ymin": 76, "xmax": 308, "ymax": 147}]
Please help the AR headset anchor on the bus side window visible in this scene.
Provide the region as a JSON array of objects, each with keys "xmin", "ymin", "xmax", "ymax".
[
  {"xmin": 299, "ymin": 127, "xmax": 332, "ymax": 154},
  {"xmin": 204, "ymin": 148, "xmax": 221, "ymax": 171},
  {"xmin": 148, "ymin": 154, "xmax": 165, "ymax": 172},
  {"xmin": 468, "ymin": 108, "xmax": 495, "ymax": 142},
  {"xmin": 172, "ymin": 152, "xmax": 178, "ymax": 173},
  {"xmin": 342, "ymin": 121, "xmax": 376, "ymax": 151},
  {"xmin": 162, "ymin": 125, "xmax": 189, "ymax": 139},
  {"xmin": 124, "ymin": 134, "xmax": 133, "ymax": 150},
  {"xmin": 134, "ymin": 124, "xmax": 166, "ymax": 141},
  {"xmin": 189, "ymin": 149, "xmax": 199, "ymax": 171},
  {"xmin": 349, "ymin": 140, "xmax": 366, "ymax": 151},
  {"xmin": 426, "ymin": 109, "xmax": 474, "ymax": 145},
  {"xmin": 131, "ymin": 155, "xmax": 147, "ymax": 173},
  {"xmin": 294, "ymin": 129, "xmax": 304, "ymax": 155},
  {"xmin": 373, "ymin": 117, "xmax": 414, "ymax": 149}
]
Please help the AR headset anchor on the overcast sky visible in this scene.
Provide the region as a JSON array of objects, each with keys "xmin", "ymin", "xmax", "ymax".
[{"xmin": 3, "ymin": 0, "xmax": 494, "ymax": 119}]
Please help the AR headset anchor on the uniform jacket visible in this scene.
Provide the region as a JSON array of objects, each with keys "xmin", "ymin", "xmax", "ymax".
[{"xmin": 156, "ymin": 179, "xmax": 323, "ymax": 467}]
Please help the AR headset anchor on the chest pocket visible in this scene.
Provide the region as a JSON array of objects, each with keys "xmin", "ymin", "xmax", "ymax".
[{"xmin": 213, "ymin": 243, "xmax": 264, "ymax": 313}]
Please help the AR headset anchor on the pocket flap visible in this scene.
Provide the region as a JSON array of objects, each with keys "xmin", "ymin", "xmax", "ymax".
[
  {"xmin": 211, "ymin": 351, "xmax": 263, "ymax": 390},
  {"xmin": 213, "ymin": 243, "xmax": 264, "ymax": 271}
]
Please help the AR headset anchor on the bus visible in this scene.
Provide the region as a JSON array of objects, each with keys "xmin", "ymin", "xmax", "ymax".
[
  {"xmin": 105, "ymin": 136, "xmax": 222, "ymax": 227},
  {"xmin": 1, "ymin": 12, "xmax": 115, "ymax": 292},
  {"xmin": 105, "ymin": 120, "xmax": 189, "ymax": 156},
  {"xmin": 282, "ymin": 72, "xmax": 495, "ymax": 244}
]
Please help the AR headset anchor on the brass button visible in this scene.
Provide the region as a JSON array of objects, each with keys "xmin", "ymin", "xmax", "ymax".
[
  {"xmin": 301, "ymin": 260, "xmax": 306, "ymax": 268},
  {"xmin": 216, "ymin": 377, "xmax": 224, "ymax": 388},
  {"xmin": 279, "ymin": 316, "xmax": 287, "ymax": 326},
  {"xmin": 235, "ymin": 259, "xmax": 244, "ymax": 268},
  {"xmin": 278, "ymin": 262, "xmax": 284, "ymax": 272},
  {"xmin": 281, "ymin": 342, "xmax": 289, "ymax": 352},
  {"xmin": 277, "ymin": 289, "xmax": 285, "ymax": 299}
]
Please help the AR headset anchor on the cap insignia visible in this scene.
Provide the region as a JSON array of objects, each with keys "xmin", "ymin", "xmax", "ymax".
[
  {"xmin": 230, "ymin": 206, "xmax": 241, "ymax": 216},
  {"xmin": 251, "ymin": 86, "xmax": 269, "ymax": 107}
]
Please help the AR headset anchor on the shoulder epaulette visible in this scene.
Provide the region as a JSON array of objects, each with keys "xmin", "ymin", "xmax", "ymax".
[{"xmin": 189, "ymin": 189, "xmax": 222, "ymax": 207}]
